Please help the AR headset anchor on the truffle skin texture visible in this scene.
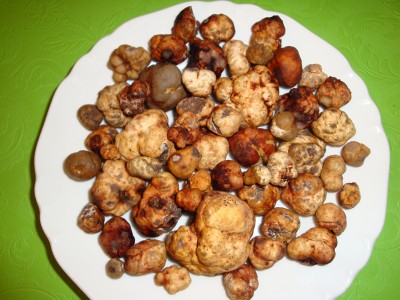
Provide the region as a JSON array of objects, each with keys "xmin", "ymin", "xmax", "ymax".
[
  {"xmin": 341, "ymin": 141, "xmax": 371, "ymax": 167},
  {"xmin": 246, "ymin": 43, "xmax": 274, "ymax": 65},
  {"xmin": 187, "ymin": 38, "xmax": 227, "ymax": 78},
  {"xmin": 100, "ymin": 144, "xmax": 121, "ymax": 161},
  {"xmin": 311, "ymin": 108, "xmax": 356, "ymax": 146},
  {"xmin": 299, "ymin": 64, "xmax": 328, "ymax": 90},
  {"xmin": 287, "ymin": 142, "xmax": 325, "ymax": 176},
  {"xmin": 175, "ymin": 96, "xmax": 215, "ymax": 126},
  {"xmin": 108, "ymin": 45, "xmax": 151, "ymax": 82},
  {"xmin": 91, "ymin": 160, "xmax": 146, "ymax": 216},
  {"xmin": 281, "ymin": 173, "xmax": 326, "ymax": 216},
  {"xmin": 140, "ymin": 63, "xmax": 188, "ymax": 111},
  {"xmin": 229, "ymin": 128, "xmax": 276, "ymax": 167},
  {"xmin": 182, "ymin": 67, "xmax": 216, "ymax": 97},
  {"xmin": 185, "ymin": 169, "xmax": 213, "ymax": 192},
  {"xmin": 315, "ymin": 203, "xmax": 347, "ymax": 235},
  {"xmin": 320, "ymin": 155, "xmax": 346, "ymax": 192},
  {"xmin": 77, "ymin": 104, "xmax": 103, "ymax": 131},
  {"xmin": 124, "ymin": 239, "xmax": 167, "ymax": 275},
  {"xmin": 126, "ymin": 156, "xmax": 163, "ymax": 180},
  {"xmin": 223, "ymin": 264, "xmax": 259, "ymax": 300},
  {"xmin": 149, "ymin": 34, "xmax": 188, "ymax": 64},
  {"xmin": 243, "ymin": 165, "xmax": 272, "ymax": 186},
  {"xmin": 166, "ymin": 191, "xmax": 255, "ymax": 275},
  {"xmin": 96, "ymin": 82, "xmax": 130, "ymax": 128},
  {"xmin": 193, "ymin": 133, "xmax": 230, "ymax": 170},
  {"xmin": 251, "ymin": 15, "xmax": 286, "ymax": 40},
  {"xmin": 267, "ymin": 46, "xmax": 302, "ymax": 88},
  {"xmin": 167, "ymin": 111, "xmax": 202, "ymax": 149},
  {"xmin": 167, "ymin": 146, "xmax": 202, "ymax": 179},
  {"xmin": 277, "ymin": 86, "xmax": 319, "ymax": 129},
  {"xmin": 207, "ymin": 104, "xmax": 242, "ymax": 137},
  {"xmin": 211, "ymin": 160, "xmax": 244, "ymax": 192},
  {"xmin": 270, "ymin": 111, "xmax": 298, "ymax": 141},
  {"xmin": 132, "ymin": 194, "xmax": 181, "ymax": 237},
  {"xmin": 115, "ymin": 109, "xmax": 171, "ymax": 161},
  {"xmin": 64, "ymin": 150, "xmax": 102, "ymax": 181},
  {"xmin": 77, "ymin": 202, "xmax": 104, "ymax": 233},
  {"xmin": 155, "ymin": 265, "xmax": 192, "ymax": 295},
  {"xmin": 249, "ymin": 31, "xmax": 281, "ymax": 52},
  {"xmin": 223, "ymin": 40, "xmax": 250, "ymax": 76},
  {"xmin": 194, "ymin": 192, "xmax": 255, "ymax": 273},
  {"xmin": 85, "ymin": 125, "xmax": 118, "ymax": 154},
  {"xmin": 267, "ymin": 151, "xmax": 298, "ymax": 187},
  {"xmin": 171, "ymin": 6, "xmax": 197, "ymax": 43},
  {"xmin": 338, "ymin": 182, "xmax": 361, "ymax": 209},
  {"xmin": 287, "ymin": 227, "xmax": 337, "ymax": 265},
  {"xmin": 238, "ymin": 184, "xmax": 280, "ymax": 216},
  {"xmin": 226, "ymin": 65, "xmax": 279, "ymax": 127},
  {"xmin": 98, "ymin": 216, "xmax": 135, "ymax": 258},
  {"xmin": 260, "ymin": 207, "xmax": 300, "ymax": 243},
  {"xmin": 316, "ymin": 76, "xmax": 352, "ymax": 109},
  {"xmin": 278, "ymin": 129, "xmax": 326, "ymax": 176},
  {"xmin": 132, "ymin": 173, "xmax": 181, "ymax": 237},
  {"xmin": 200, "ymin": 14, "xmax": 235, "ymax": 43},
  {"xmin": 105, "ymin": 258, "xmax": 125, "ymax": 279},
  {"xmin": 248, "ymin": 236, "xmax": 286, "ymax": 270},
  {"xmin": 175, "ymin": 188, "xmax": 203, "ymax": 212},
  {"xmin": 117, "ymin": 80, "xmax": 150, "ymax": 117}
]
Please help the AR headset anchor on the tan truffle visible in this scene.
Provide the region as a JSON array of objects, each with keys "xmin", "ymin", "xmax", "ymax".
[
  {"xmin": 338, "ymin": 182, "xmax": 361, "ymax": 209},
  {"xmin": 77, "ymin": 202, "xmax": 104, "ymax": 233},
  {"xmin": 260, "ymin": 207, "xmax": 300, "ymax": 243},
  {"xmin": 124, "ymin": 239, "xmax": 167, "ymax": 275},
  {"xmin": 281, "ymin": 173, "xmax": 326, "ymax": 216},
  {"xmin": 224, "ymin": 40, "xmax": 250, "ymax": 76},
  {"xmin": 311, "ymin": 108, "xmax": 356, "ymax": 146},
  {"xmin": 193, "ymin": 133, "xmax": 230, "ymax": 170},
  {"xmin": 171, "ymin": 6, "xmax": 197, "ymax": 43},
  {"xmin": 108, "ymin": 45, "xmax": 151, "ymax": 82},
  {"xmin": 132, "ymin": 172, "xmax": 181, "ymax": 237},
  {"xmin": 155, "ymin": 265, "xmax": 192, "ymax": 294},
  {"xmin": 96, "ymin": 82, "xmax": 130, "ymax": 127},
  {"xmin": 223, "ymin": 264, "xmax": 259, "ymax": 300},
  {"xmin": 207, "ymin": 104, "xmax": 242, "ymax": 137},
  {"xmin": 341, "ymin": 141, "xmax": 371, "ymax": 167},
  {"xmin": 315, "ymin": 203, "xmax": 347, "ymax": 235},
  {"xmin": 166, "ymin": 191, "xmax": 255, "ymax": 275},
  {"xmin": 167, "ymin": 146, "xmax": 201, "ymax": 179},
  {"xmin": 320, "ymin": 155, "xmax": 346, "ymax": 192},
  {"xmin": 249, "ymin": 236, "xmax": 286, "ymax": 270},
  {"xmin": 200, "ymin": 14, "xmax": 235, "ymax": 43},
  {"xmin": 149, "ymin": 34, "xmax": 188, "ymax": 64},
  {"xmin": 287, "ymin": 227, "xmax": 337, "ymax": 265},
  {"xmin": 91, "ymin": 160, "xmax": 146, "ymax": 216},
  {"xmin": 316, "ymin": 76, "xmax": 352, "ymax": 109},
  {"xmin": 238, "ymin": 184, "xmax": 280, "ymax": 216}
]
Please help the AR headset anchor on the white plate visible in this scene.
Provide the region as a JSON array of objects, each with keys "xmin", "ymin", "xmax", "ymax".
[{"xmin": 34, "ymin": 1, "xmax": 390, "ymax": 299}]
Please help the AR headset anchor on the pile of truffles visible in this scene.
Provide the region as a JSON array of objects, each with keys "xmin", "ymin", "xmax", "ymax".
[{"xmin": 64, "ymin": 6, "xmax": 371, "ymax": 300}]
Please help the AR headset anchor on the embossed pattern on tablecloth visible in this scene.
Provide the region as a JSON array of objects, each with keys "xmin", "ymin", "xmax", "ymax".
[{"xmin": 0, "ymin": 0, "xmax": 399, "ymax": 299}]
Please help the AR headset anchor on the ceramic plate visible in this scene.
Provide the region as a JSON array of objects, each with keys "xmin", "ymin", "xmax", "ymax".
[{"xmin": 34, "ymin": 1, "xmax": 390, "ymax": 299}]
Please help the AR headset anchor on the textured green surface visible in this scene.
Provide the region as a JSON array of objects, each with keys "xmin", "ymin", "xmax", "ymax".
[{"xmin": 0, "ymin": 0, "xmax": 399, "ymax": 298}]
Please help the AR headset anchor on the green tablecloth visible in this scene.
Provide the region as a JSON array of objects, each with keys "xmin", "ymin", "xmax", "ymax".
[{"xmin": 1, "ymin": 0, "xmax": 398, "ymax": 298}]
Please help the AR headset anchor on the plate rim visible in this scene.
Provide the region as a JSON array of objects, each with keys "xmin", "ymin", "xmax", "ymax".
[{"xmin": 34, "ymin": 1, "xmax": 391, "ymax": 299}]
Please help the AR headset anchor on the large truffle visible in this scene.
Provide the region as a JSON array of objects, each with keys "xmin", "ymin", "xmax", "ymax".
[{"xmin": 166, "ymin": 191, "xmax": 255, "ymax": 275}]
